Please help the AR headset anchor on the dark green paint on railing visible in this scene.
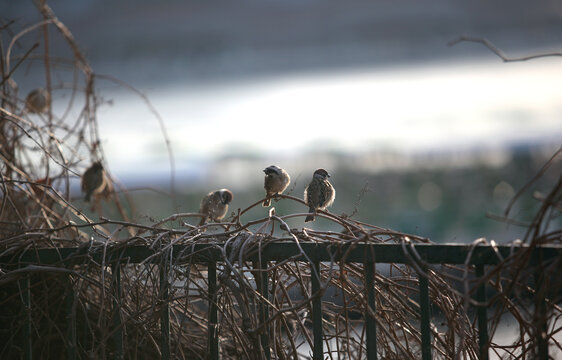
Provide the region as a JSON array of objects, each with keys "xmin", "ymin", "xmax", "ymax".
[
  {"xmin": 19, "ymin": 276, "xmax": 32, "ymax": 360},
  {"xmin": 160, "ymin": 258, "xmax": 171, "ymax": 360},
  {"xmin": 4, "ymin": 243, "xmax": 561, "ymax": 266},
  {"xmin": 208, "ymin": 262, "xmax": 219, "ymax": 360},
  {"xmin": 311, "ymin": 261, "xmax": 323, "ymax": 360},
  {"xmin": 534, "ymin": 247, "xmax": 548, "ymax": 360},
  {"xmin": 476, "ymin": 264, "xmax": 489, "ymax": 360},
  {"xmin": 112, "ymin": 263, "xmax": 124, "ymax": 360},
  {"xmin": 255, "ymin": 260, "xmax": 271, "ymax": 360},
  {"xmin": 5, "ymin": 243, "xmax": 560, "ymax": 360},
  {"xmin": 365, "ymin": 262, "xmax": 377, "ymax": 360},
  {"xmin": 65, "ymin": 277, "xmax": 77, "ymax": 360},
  {"xmin": 418, "ymin": 271, "xmax": 431, "ymax": 360}
]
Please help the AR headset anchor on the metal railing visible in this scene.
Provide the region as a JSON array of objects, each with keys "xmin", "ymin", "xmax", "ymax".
[{"xmin": 3, "ymin": 242, "xmax": 561, "ymax": 359}]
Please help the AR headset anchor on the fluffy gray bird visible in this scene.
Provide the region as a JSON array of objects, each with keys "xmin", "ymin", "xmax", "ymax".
[
  {"xmin": 81, "ymin": 161, "xmax": 106, "ymax": 202},
  {"xmin": 198, "ymin": 189, "xmax": 233, "ymax": 226},
  {"xmin": 263, "ymin": 165, "xmax": 291, "ymax": 207},
  {"xmin": 25, "ymin": 88, "xmax": 50, "ymax": 114},
  {"xmin": 304, "ymin": 168, "xmax": 335, "ymax": 222}
]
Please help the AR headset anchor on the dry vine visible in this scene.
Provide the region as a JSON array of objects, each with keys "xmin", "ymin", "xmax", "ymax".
[{"xmin": 1, "ymin": 4, "xmax": 561, "ymax": 360}]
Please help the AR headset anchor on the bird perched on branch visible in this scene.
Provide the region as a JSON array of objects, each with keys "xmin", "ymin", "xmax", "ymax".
[
  {"xmin": 25, "ymin": 88, "xmax": 50, "ymax": 114},
  {"xmin": 263, "ymin": 165, "xmax": 291, "ymax": 207},
  {"xmin": 304, "ymin": 168, "xmax": 335, "ymax": 222},
  {"xmin": 199, "ymin": 189, "xmax": 233, "ymax": 226},
  {"xmin": 81, "ymin": 161, "xmax": 106, "ymax": 202}
]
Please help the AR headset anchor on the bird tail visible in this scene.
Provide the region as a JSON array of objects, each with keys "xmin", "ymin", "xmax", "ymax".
[
  {"xmin": 263, "ymin": 198, "xmax": 271, "ymax": 207},
  {"xmin": 198, "ymin": 217, "xmax": 206, "ymax": 226},
  {"xmin": 305, "ymin": 207, "xmax": 315, "ymax": 222},
  {"xmin": 84, "ymin": 193, "xmax": 91, "ymax": 202}
]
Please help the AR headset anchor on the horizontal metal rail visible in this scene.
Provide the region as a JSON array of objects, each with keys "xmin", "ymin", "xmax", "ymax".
[
  {"xmin": 2, "ymin": 243, "xmax": 560, "ymax": 360},
  {"xmin": 3, "ymin": 243, "xmax": 561, "ymax": 266}
]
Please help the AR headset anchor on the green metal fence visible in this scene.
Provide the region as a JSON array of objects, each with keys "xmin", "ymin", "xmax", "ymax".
[{"xmin": 3, "ymin": 242, "xmax": 561, "ymax": 359}]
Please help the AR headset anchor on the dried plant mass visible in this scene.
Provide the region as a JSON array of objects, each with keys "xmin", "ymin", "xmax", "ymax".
[{"xmin": 1, "ymin": 3, "xmax": 561, "ymax": 360}]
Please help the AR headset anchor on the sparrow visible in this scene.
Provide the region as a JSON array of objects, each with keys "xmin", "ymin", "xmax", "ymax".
[
  {"xmin": 25, "ymin": 88, "xmax": 50, "ymax": 114},
  {"xmin": 304, "ymin": 168, "xmax": 335, "ymax": 222},
  {"xmin": 198, "ymin": 189, "xmax": 233, "ymax": 226},
  {"xmin": 263, "ymin": 165, "xmax": 291, "ymax": 207},
  {"xmin": 81, "ymin": 161, "xmax": 106, "ymax": 202}
]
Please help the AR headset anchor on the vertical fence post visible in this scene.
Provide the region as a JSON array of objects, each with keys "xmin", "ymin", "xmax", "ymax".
[
  {"xmin": 475, "ymin": 264, "xmax": 489, "ymax": 360},
  {"xmin": 534, "ymin": 248, "xmax": 548, "ymax": 360},
  {"xmin": 208, "ymin": 262, "xmax": 219, "ymax": 360},
  {"xmin": 112, "ymin": 263, "xmax": 124, "ymax": 360},
  {"xmin": 160, "ymin": 257, "xmax": 171, "ymax": 360},
  {"xmin": 254, "ymin": 260, "xmax": 271, "ymax": 359},
  {"xmin": 418, "ymin": 271, "xmax": 431, "ymax": 360},
  {"xmin": 65, "ymin": 275, "xmax": 77, "ymax": 360},
  {"xmin": 365, "ymin": 262, "xmax": 377, "ymax": 360},
  {"xmin": 19, "ymin": 276, "xmax": 32, "ymax": 360},
  {"xmin": 311, "ymin": 261, "xmax": 323, "ymax": 360}
]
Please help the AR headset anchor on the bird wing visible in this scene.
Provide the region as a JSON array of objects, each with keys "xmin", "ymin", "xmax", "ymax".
[{"xmin": 324, "ymin": 181, "xmax": 335, "ymax": 208}]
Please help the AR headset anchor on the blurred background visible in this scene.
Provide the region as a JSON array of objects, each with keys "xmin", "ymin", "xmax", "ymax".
[{"xmin": 4, "ymin": 0, "xmax": 562, "ymax": 242}]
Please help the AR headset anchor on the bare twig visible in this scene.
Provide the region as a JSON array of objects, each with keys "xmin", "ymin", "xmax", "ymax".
[{"xmin": 449, "ymin": 36, "xmax": 562, "ymax": 62}]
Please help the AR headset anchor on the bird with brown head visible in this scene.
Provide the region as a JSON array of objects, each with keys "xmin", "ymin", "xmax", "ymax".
[
  {"xmin": 263, "ymin": 165, "xmax": 291, "ymax": 207},
  {"xmin": 198, "ymin": 189, "xmax": 234, "ymax": 226},
  {"xmin": 25, "ymin": 88, "xmax": 50, "ymax": 114},
  {"xmin": 81, "ymin": 161, "xmax": 106, "ymax": 202},
  {"xmin": 304, "ymin": 168, "xmax": 335, "ymax": 222}
]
